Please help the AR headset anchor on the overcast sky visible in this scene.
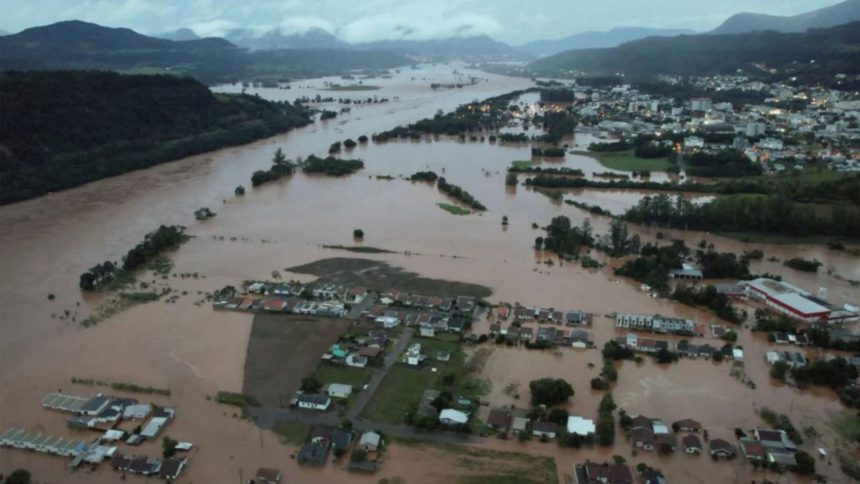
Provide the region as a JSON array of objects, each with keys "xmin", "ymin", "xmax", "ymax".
[{"xmin": 1, "ymin": 0, "xmax": 844, "ymax": 44}]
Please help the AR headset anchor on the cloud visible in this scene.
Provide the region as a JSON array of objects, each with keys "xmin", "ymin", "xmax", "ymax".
[
  {"xmin": 187, "ymin": 18, "xmax": 241, "ymax": 37},
  {"xmin": 278, "ymin": 16, "xmax": 335, "ymax": 35},
  {"xmin": 339, "ymin": 11, "xmax": 501, "ymax": 42}
]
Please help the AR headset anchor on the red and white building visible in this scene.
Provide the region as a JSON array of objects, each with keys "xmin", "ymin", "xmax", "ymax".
[{"xmin": 743, "ymin": 278, "xmax": 857, "ymax": 324}]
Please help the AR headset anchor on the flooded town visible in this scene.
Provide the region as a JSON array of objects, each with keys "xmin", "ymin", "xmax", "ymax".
[{"xmin": 1, "ymin": 1, "xmax": 860, "ymax": 483}]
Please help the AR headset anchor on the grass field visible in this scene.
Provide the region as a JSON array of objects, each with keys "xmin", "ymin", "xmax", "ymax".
[
  {"xmin": 438, "ymin": 203, "xmax": 471, "ymax": 215},
  {"xmin": 576, "ymin": 149, "xmax": 672, "ymax": 172},
  {"xmin": 312, "ymin": 364, "xmax": 374, "ymax": 388},
  {"xmin": 320, "ymin": 84, "xmax": 381, "ymax": 91},
  {"xmin": 362, "ymin": 334, "xmax": 489, "ymax": 424},
  {"xmin": 511, "ymin": 160, "xmax": 533, "ymax": 170},
  {"xmin": 272, "ymin": 421, "xmax": 310, "ymax": 446}
]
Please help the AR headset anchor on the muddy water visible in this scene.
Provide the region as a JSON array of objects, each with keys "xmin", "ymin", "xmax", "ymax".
[{"xmin": 1, "ymin": 63, "xmax": 858, "ymax": 483}]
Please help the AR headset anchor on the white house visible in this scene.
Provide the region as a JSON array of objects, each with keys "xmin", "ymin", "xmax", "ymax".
[
  {"xmin": 358, "ymin": 431, "xmax": 381, "ymax": 452},
  {"xmin": 566, "ymin": 416, "xmax": 596, "ymax": 436},
  {"xmin": 376, "ymin": 316, "xmax": 400, "ymax": 328},
  {"xmin": 297, "ymin": 394, "xmax": 331, "ymax": 411},
  {"xmin": 346, "ymin": 354, "xmax": 368, "ymax": 368},
  {"xmin": 404, "ymin": 343, "xmax": 424, "ymax": 366},
  {"xmin": 325, "ymin": 383, "xmax": 353, "ymax": 399},
  {"xmin": 439, "ymin": 409, "xmax": 468, "ymax": 426}
]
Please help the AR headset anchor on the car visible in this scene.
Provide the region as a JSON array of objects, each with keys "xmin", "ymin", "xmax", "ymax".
[{"xmin": 362, "ymin": 384, "xmax": 369, "ymax": 391}]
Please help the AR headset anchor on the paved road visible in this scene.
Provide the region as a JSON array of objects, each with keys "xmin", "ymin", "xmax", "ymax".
[{"xmin": 347, "ymin": 327, "xmax": 414, "ymax": 420}]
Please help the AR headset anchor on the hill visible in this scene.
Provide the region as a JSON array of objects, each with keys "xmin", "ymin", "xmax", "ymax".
[
  {"xmin": 0, "ymin": 20, "xmax": 411, "ymax": 83},
  {"xmin": 712, "ymin": 0, "xmax": 860, "ymax": 34},
  {"xmin": 0, "ymin": 71, "xmax": 314, "ymax": 204},
  {"xmin": 226, "ymin": 27, "xmax": 346, "ymax": 50},
  {"xmin": 354, "ymin": 35, "xmax": 528, "ymax": 61},
  {"xmin": 527, "ymin": 22, "xmax": 860, "ymax": 82},
  {"xmin": 518, "ymin": 27, "xmax": 695, "ymax": 57},
  {"xmin": 158, "ymin": 28, "xmax": 201, "ymax": 41}
]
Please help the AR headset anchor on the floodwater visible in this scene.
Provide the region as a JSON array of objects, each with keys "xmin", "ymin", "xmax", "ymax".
[{"xmin": 1, "ymin": 63, "xmax": 858, "ymax": 483}]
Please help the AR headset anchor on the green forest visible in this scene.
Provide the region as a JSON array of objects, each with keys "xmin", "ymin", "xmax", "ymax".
[{"xmin": 0, "ymin": 71, "xmax": 314, "ymax": 204}]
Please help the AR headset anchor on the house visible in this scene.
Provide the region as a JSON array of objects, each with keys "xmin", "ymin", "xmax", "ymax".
[
  {"xmin": 260, "ymin": 298, "xmax": 288, "ymax": 312},
  {"xmin": 489, "ymin": 323, "xmax": 502, "ymax": 335},
  {"xmin": 566, "ymin": 416, "xmax": 595, "ymax": 436},
  {"xmin": 487, "ymin": 408, "xmax": 512, "ymax": 433},
  {"xmin": 570, "ymin": 330, "xmax": 591, "ymax": 349},
  {"xmin": 436, "ymin": 351, "xmax": 451, "ymax": 362},
  {"xmin": 754, "ymin": 428, "xmax": 796, "ymax": 453},
  {"xmin": 81, "ymin": 395, "xmax": 111, "ymax": 416},
  {"xmin": 439, "ymin": 409, "xmax": 468, "ymax": 426},
  {"xmin": 128, "ymin": 456, "xmax": 162, "ymax": 476},
  {"xmin": 309, "ymin": 425, "xmax": 352, "ymax": 452},
  {"xmin": 358, "ymin": 431, "xmax": 381, "ymax": 452},
  {"xmin": 376, "ymin": 316, "xmax": 400, "ymax": 328},
  {"xmin": 740, "ymin": 438, "xmax": 767, "ymax": 462},
  {"xmin": 682, "ymin": 434, "xmax": 703, "ymax": 454},
  {"xmin": 254, "ymin": 467, "xmax": 282, "ymax": 484},
  {"xmin": 140, "ymin": 415, "xmax": 171, "ymax": 439},
  {"xmin": 456, "ymin": 296, "xmax": 476, "ymax": 312},
  {"xmin": 709, "ymin": 438, "xmax": 736, "ymax": 459},
  {"xmin": 674, "ymin": 418, "xmax": 701, "ymax": 433},
  {"xmin": 518, "ymin": 327, "xmax": 534, "ymax": 341},
  {"xmin": 632, "ymin": 427, "xmax": 656, "ymax": 450},
  {"xmin": 669, "ymin": 267, "xmax": 703, "ymax": 280},
  {"xmin": 565, "ymin": 310, "xmax": 590, "ymax": 326},
  {"xmin": 297, "ymin": 394, "xmax": 331, "ymax": 411},
  {"xmin": 656, "ymin": 433, "xmax": 677, "ymax": 452},
  {"xmin": 347, "ymin": 287, "xmax": 368, "ymax": 304},
  {"xmin": 358, "ymin": 346, "xmax": 380, "ymax": 359},
  {"xmin": 419, "ymin": 325, "xmax": 436, "ymax": 337},
  {"xmin": 641, "ymin": 470, "xmax": 667, "ymax": 484},
  {"xmin": 404, "ymin": 343, "xmax": 424, "ymax": 366},
  {"xmin": 325, "ymin": 383, "xmax": 353, "ymax": 399},
  {"xmin": 651, "ymin": 419, "xmax": 670, "ymax": 435},
  {"xmin": 532, "ymin": 421, "xmax": 558, "ymax": 439},
  {"xmin": 447, "ymin": 317, "xmax": 467, "ymax": 333},
  {"xmin": 497, "ymin": 306, "xmax": 509, "ymax": 320},
  {"xmin": 122, "ymin": 404, "xmax": 152, "ymax": 420},
  {"xmin": 418, "ymin": 389, "xmax": 440, "ymax": 418},
  {"xmin": 768, "ymin": 451, "xmax": 797, "ymax": 467},
  {"xmin": 346, "ymin": 354, "xmax": 369, "ymax": 368},
  {"xmin": 297, "ymin": 441, "xmax": 330, "ymax": 467},
  {"xmin": 159, "ymin": 457, "xmax": 186, "ymax": 480},
  {"xmin": 575, "ymin": 462, "xmax": 634, "ymax": 484},
  {"xmin": 512, "ymin": 416, "xmax": 530, "ymax": 435}
]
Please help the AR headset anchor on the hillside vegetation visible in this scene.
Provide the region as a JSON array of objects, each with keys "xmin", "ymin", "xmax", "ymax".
[
  {"xmin": 528, "ymin": 22, "xmax": 860, "ymax": 83},
  {"xmin": 0, "ymin": 70, "xmax": 313, "ymax": 204}
]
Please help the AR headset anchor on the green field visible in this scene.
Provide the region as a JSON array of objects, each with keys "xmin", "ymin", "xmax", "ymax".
[
  {"xmin": 362, "ymin": 334, "xmax": 487, "ymax": 424},
  {"xmin": 511, "ymin": 160, "xmax": 534, "ymax": 170},
  {"xmin": 272, "ymin": 421, "xmax": 310, "ymax": 446},
  {"xmin": 320, "ymin": 84, "xmax": 381, "ymax": 91},
  {"xmin": 577, "ymin": 149, "xmax": 672, "ymax": 172},
  {"xmin": 437, "ymin": 203, "xmax": 471, "ymax": 215},
  {"xmin": 312, "ymin": 364, "xmax": 374, "ymax": 388}
]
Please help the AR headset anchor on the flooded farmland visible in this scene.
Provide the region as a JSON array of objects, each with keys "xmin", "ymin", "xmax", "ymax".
[{"xmin": 1, "ymin": 63, "xmax": 858, "ymax": 483}]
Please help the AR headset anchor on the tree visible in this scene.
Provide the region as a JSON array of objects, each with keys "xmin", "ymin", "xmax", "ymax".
[
  {"xmin": 529, "ymin": 378, "xmax": 574, "ymax": 406},
  {"xmin": 235, "ymin": 185, "xmax": 245, "ymax": 196},
  {"xmin": 301, "ymin": 376, "xmax": 322, "ymax": 393},
  {"xmin": 6, "ymin": 470, "xmax": 31, "ymax": 484},
  {"xmin": 506, "ymin": 172, "xmax": 518, "ymax": 186},
  {"xmin": 350, "ymin": 448, "xmax": 368, "ymax": 462},
  {"xmin": 272, "ymin": 148, "xmax": 287, "ymax": 165},
  {"xmin": 591, "ymin": 378, "xmax": 608, "ymax": 390},
  {"xmin": 722, "ymin": 330, "xmax": 738, "ymax": 342},
  {"xmin": 547, "ymin": 408, "xmax": 569, "ymax": 425},
  {"xmin": 353, "ymin": 229, "xmax": 364, "ymax": 239},
  {"xmin": 793, "ymin": 450, "xmax": 816, "ymax": 475},
  {"xmin": 502, "ymin": 215, "xmax": 509, "ymax": 226},
  {"xmin": 534, "ymin": 237, "xmax": 544, "ymax": 250},
  {"xmin": 656, "ymin": 348, "xmax": 677, "ymax": 364},
  {"xmin": 162, "ymin": 436, "xmax": 178, "ymax": 458},
  {"xmin": 770, "ymin": 361, "xmax": 789, "ymax": 381}
]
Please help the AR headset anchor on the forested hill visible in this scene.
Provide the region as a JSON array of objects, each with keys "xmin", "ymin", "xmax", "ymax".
[
  {"xmin": 527, "ymin": 21, "xmax": 860, "ymax": 82},
  {"xmin": 0, "ymin": 20, "xmax": 411, "ymax": 84},
  {"xmin": 0, "ymin": 70, "xmax": 313, "ymax": 204}
]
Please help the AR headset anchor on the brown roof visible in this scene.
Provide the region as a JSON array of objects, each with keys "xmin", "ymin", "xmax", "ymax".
[
  {"xmin": 743, "ymin": 441, "xmax": 767, "ymax": 458},
  {"xmin": 358, "ymin": 347, "xmax": 380, "ymax": 358},
  {"xmin": 674, "ymin": 418, "xmax": 702, "ymax": 430},
  {"xmin": 255, "ymin": 467, "xmax": 282, "ymax": 482},
  {"xmin": 630, "ymin": 415, "xmax": 652, "ymax": 429},
  {"xmin": 682, "ymin": 434, "xmax": 702, "ymax": 449},
  {"xmin": 709, "ymin": 438, "xmax": 735, "ymax": 455},
  {"xmin": 487, "ymin": 408, "xmax": 512, "ymax": 429},
  {"xmin": 632, "ymin": 427, "xmax": 655, "ymax": 446}
]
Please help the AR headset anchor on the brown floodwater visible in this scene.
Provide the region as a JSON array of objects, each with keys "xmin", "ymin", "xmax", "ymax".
[{"xmin": 1, "ymin": 63, "xmax": 858, "ymax": 483}]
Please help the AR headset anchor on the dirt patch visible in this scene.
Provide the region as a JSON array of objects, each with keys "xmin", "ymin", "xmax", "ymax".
[
  {"xmin": 287, "ymin": 257, "xmax": 492, "ymax": 298},
  {"xmin": 243, "ymin": 313, "xmax": 350, "ymax": 407}
]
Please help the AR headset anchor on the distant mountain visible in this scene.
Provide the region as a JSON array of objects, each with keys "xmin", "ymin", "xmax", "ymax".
[
  {"xmin": 527, "ymin": 21, "xmax": 860, "ymax": 82},
  {"xmin": 519, "ymin": 27, "xmax": 695, "ymax": 57},
  {"xmin": 158, "ymin": 28, "xmax": 200, "ymax": 41},
  {"xmin": 226, "ymin": 27, "xmax": 346, "ymax": 50},
  {"xmin": 0, "ymin": 29, "xmax": 10, "ymax": 36},
  {"xmin": 0, "ymin": 20, "xmax": 411, "ymax": 83},
  {"xmin": 355, "ymin": 35, "xmax": 528, "ymax": 61},
  {"xmin": 712, "ymin": 0, "xmax": 860, "ymax": 34}
]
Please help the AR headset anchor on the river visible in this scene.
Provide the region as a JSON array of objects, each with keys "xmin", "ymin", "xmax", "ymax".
[{"xmin": 0, "ymin": 63, "xmax": 857, "ymax": 483}]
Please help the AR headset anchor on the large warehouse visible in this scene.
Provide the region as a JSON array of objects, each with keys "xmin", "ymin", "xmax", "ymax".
[{"xmin": 743, "ymin": 278, "xmax": 858, "ymax": 324}]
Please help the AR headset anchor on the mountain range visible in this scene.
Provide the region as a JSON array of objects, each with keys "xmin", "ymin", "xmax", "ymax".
[
  {"xmin": 517, "ymin": 27, "xmax": 696, "ymax": 57},
  {"xmin": 527, "ymin": 21, "xmax": 860, "ymax": 83},
  {"xmin": 712, "ymin": 0, "xmax": 860, "ymax": 34},
  {"xmin": 0, "ymin": 20, "xmax": 410, "ymax": 83}
]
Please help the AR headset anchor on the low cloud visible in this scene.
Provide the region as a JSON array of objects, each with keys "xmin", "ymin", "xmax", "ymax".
[
  {"xmin": 339, "ymin": 12, "xmax": 501, "ymax": 43},
  {"xmin": 278, "ymin": 16, "xmax": 335, "ymax": 35}
]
